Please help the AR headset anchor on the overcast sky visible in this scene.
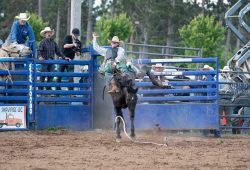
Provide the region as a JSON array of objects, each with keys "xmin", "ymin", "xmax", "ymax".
[{"xmin": 94, "ymin": 0, "xmax": 229, "ymax": 7}]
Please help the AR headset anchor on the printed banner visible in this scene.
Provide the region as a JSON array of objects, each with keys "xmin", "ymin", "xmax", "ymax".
[{"xmin": 0, "ymin": 106, "xmax": 26, "ymax": 129}]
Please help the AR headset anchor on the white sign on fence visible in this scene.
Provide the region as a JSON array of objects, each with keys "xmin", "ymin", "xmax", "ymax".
[{"xmin": 0, "ymin": 106, "xmax": 26, "ymax": 129}]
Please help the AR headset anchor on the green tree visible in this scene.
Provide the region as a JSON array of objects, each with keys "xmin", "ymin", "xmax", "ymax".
[
  {"xmin": 28, "ymin": 13, "xmax": 49, "ymax": 45},
  {"xmin": 94, "ymin": 13, "xmax": 133, "ymax": 45},
  {"xmin": 179, "ymin": 15, "xmax": 226, "ymax": 64}
]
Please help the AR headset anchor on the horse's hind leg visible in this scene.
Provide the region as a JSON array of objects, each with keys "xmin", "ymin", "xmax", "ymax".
[{"xmin": 115, "ymin": 107, "xmax": 122, "ymax": 142}]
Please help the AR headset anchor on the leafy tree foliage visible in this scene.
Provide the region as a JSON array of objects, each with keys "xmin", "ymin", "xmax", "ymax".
[
  {"xmin": 28, "ymin": 13, "xmax": 48, "ymax": 45},
  {"xmin": 179, "ymin": 15, "xmax": 226, "ymax": 60},
  {"xmin": 0, "ymin": 0, "xmax": 244, "ymax": 63},
  {"xmin": 42, "ymin": 0, "xmax": 68, "ymax": 46},
  {"xmin": 95, "ymin": 13, "xmax": 133, "ymax": 45}
]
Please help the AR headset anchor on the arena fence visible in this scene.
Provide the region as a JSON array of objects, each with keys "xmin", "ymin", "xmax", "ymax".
[
  {"xmin": 129, "ymin": 58, "xmax": 220, "ymax": 130},
  {"xmin": 0, "ymin": 56, "xmax": 93, "ymax": 130},
  {"xmin": 219, "ymin": 75, "xmax": 250, "ymax": 134},
  {"xmin": 0, "ymin": 45, "xmax": 249, "ymax": 134}
]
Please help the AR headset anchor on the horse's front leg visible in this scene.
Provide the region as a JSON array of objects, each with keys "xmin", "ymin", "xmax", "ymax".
[
  {"xmin": 128, "ymin": 107, "xmax": 136, "ymax": 140},
  {"xmin": 115, "ymin": 106, "xmax": 123, "ymax": 142}
]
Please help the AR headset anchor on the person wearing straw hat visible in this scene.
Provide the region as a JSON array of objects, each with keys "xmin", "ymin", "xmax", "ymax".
[
  {"xmin": 92, "ymin": 33, "xmax": 138, "ymax": 93},
  {"xmin": 37, "ymin": 27, "xmax": 64, "ymax": 91},
  {"xmin": 7, "ymin": 13, "xmax": 36, "ymax": 57},
  {"xmin": 144, "ymin": 63, "xmax": 170, "ymax": 103},
  {"xmin": 219, "ymin": 65, "xmax": 231, "ymax": 92},
  {"xmin": 202, "ymin": 64, "xmax": 215, "ymax": 81},
  {"xmin": 152, "ymin": 63, "xmax": 167, "ymax": 82},
  {"xmin": 173, "ymin": 64, "xmax": 190, "ymax": 96},
  {"xmin": 202, "ymin": 64, "xmax": 221, "ymax": 137}
]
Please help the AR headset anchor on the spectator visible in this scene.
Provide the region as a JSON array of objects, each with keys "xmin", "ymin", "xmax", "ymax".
[
  {"xmin": 219, "ymin": 66, "xmax": 231, "ymax": 92},
  {"xmin": 241, "ymin": 107, "xmax": 250, "ymax": 135},
  {"xmin": 79, "ymin": 65, "xmax": 89, "ymax": 105},
  {"xmin": 173, "ymin": 64, "xmax": 190, "ymax": 96},
  {"xmin": 57, "ymin": 28, "xmax": 82, "ymax": 94},
  {"xmin": 151, "ymin": 63, "xmax": 168, "ymax": 83},
  {"xmin": 202, "ymin": 64, "xmax": 216, "ymax": 94},
  {"xmin": 202, "ymin": 65, "xmax": 215, "ymax": 80},
  {"xmin": 37, "ymin": 27, "xmax": 64, "ymax": 91},
  {"xmin": 146, "ymin": 63, "xmax": 169, "ymax": 103},
  {"xmin": 202, "ymin": 64, "xmax": 221, "ymax": 137},
  {"xmin": 7, "ymin": 13, "xmax": 36, "ymax": 57}
]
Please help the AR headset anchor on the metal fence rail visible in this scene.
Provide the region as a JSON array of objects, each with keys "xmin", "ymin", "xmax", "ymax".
[
  {"xmin": 133, "ymin": 58, "xmax": 218, "ymax": 104},
  {"xmin": 117, "ymin": 57, "xmax": 221, "ymax": 130},
  {"xmin": 124, "ymin": 43, "xmax": 202, "ymax": 59},
  {"xmin": 0, "ymin": 57, "xmax": 94, "ymax": 130}
]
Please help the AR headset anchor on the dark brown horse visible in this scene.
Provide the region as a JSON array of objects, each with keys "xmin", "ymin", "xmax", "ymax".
[
  {"xmin": 108, "ymin": 66, "xmax": 171, "ymax": 142},
  {"xmin": 108, "ymin": 70, "xmax": 138, "ymax": 142}
]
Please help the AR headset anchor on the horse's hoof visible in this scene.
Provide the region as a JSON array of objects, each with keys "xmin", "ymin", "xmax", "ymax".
[
  {"xmin": 130, "ymin": 136, "xmax": 136, "ymax": 142},
  {"xmin": 116, "ymin": 138, "xmax": 121, "ymax": 143}
]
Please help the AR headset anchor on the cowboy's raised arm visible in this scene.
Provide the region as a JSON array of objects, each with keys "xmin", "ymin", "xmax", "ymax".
[{"xmin": 92, "ymin": 33, "xmax": 107, "ymax": 58}]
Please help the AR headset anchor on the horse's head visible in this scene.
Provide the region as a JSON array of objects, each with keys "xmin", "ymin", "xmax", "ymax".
[
  {"xmin": 2, "ymin": 42, "xmax": 31, "ymax": 57},
  {"xmin": 112, "ymin": 72, "xmax": 138, "ymax": 93}
]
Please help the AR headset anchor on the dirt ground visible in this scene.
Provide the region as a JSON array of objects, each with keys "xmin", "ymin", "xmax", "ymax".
[{"xmin": 0, "ymin": 129, "xmax": 249, "ymax": 170}]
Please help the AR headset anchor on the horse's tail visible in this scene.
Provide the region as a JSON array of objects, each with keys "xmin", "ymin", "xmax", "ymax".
[{"xmin": 102, "ymin": 85, "xmax": 106, "ymax": 100}]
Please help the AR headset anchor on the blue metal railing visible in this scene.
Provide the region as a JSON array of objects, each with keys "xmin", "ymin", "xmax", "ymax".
[
  {"xmin": 133, "ymin": 58, "xmax": 219, "ymax": 103},
  {"xmin": 0, "ymin": 57, "xmax": 94, "ymax": 130}
]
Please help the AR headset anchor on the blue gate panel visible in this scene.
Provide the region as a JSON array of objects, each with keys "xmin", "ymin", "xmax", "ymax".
[
  {"xmin": 120, "ymin": 103, "xmax": 219, "ymax": 130},
  {"xmin": 36, "ymin": 105, "xmax": 92, "ymax": 130}
]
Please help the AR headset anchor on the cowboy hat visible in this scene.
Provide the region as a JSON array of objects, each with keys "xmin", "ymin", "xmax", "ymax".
[
  {"xmin": 153, "ymin": 63, "xmax": 164, "ymax": 69},
  {"xmin": 220, "ymin": 66, "xmax": 230, "ymax": 72},
  {"xmin": 40, "ymin": 27, "xmax": 55, "ymax": 37},
  {"xmin": 108, "ymin": 36, "xmax": 122, "ymax": 43},
  {"xmin": 15, "ymin": 13, "xmax": 30, "ymax": 21},
  {"xmin": 203, "ymin": 64, "xmax": 214, "ymax": 70}
]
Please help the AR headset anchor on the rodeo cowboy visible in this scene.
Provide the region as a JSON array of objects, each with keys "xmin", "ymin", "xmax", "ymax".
[{"xmin": 92, "ymin": 33, "xmax": 138, "ymax": 93}]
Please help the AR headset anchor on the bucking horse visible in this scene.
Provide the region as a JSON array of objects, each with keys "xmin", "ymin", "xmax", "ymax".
[{"xmin": 107, "ymin": 67, "xmax": 169, "ymax": 143}]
